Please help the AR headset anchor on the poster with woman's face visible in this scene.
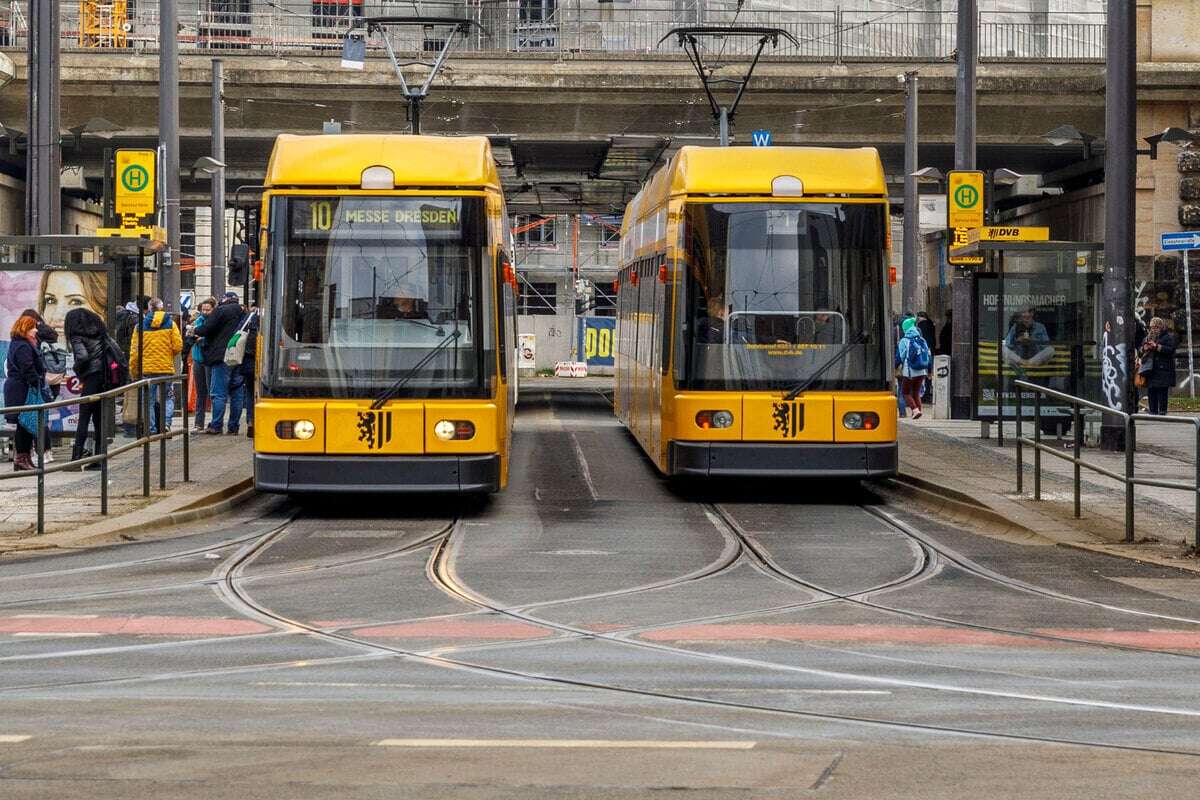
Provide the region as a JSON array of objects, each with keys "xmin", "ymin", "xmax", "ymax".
[{"xmin": 1, "ymin": 270, "xmax": 109, "ymax": 432}]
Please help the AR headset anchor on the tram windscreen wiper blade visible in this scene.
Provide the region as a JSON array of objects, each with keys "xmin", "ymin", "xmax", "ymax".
[
  {"xmin": 782, "ymin": 333, "xmax": 865, "ymax": 401},
  {"xmin": 370, "ymin": 329, "xmax": 462, "ymax": 410}
]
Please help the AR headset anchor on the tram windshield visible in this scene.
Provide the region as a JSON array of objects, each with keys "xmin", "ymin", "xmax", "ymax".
[
  {"xmin": 265, "ymin": 195, "xmax": 492, "ymax": 398},
  {"xmin": 681, "ymin": 202, "xmax": 888, "ymax": 391}
]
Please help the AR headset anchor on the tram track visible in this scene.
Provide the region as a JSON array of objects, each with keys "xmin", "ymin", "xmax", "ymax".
[
  {"xmin": 705, "ymin": 502, "xmax": 1200, "ymax": 662},
  {"xmin": 8, "ymin": 497, "xmax": 1200, "ymax": 756},
  {"xmin": 201, "ymin": 511, "xmax": 1200, "ymax": 756}
]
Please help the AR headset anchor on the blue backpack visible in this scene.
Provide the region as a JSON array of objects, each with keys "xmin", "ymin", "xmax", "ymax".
[{"xmin": 905, "ymin": 335, "xmax": 932, "ymax": 371}]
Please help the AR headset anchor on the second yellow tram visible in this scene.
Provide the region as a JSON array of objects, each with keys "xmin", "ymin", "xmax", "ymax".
[
  {"xmin": 614, "ymin": 146, "xmax": 898, "ymax": 478},
  {"xmin": 253, "ymin": 134, "xmax": 518, "ymax": 493}
]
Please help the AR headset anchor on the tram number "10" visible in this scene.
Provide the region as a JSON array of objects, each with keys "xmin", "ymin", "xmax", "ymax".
[
  {"xmin": 583, "ymin": 327, "xmax": 612, "ymax": 360},
  {"xmin": 310, "ymin": 201, "xmax": 333, "ymax": 231}
]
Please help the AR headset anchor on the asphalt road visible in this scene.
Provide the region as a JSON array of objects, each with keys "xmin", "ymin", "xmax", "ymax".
[{"xmin": 2, "ymin": 388, "xmax": 1200, "ymax": 798}]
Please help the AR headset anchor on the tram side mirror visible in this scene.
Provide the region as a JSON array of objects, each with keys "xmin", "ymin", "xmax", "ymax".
[{"xmin": 227, "ymin": 243, "xmax": 250, "ymax": 286}]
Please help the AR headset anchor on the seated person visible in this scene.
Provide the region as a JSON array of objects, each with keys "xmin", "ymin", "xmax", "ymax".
[
  {"xmin": 376, "ymin": 294, "xmax": 429, "ymax": 320},
  {"xmin": 1003, "ymin": 309, "xmax": 1055, "ymax": 367},
  {"xmin": 696, "ymin": 295, "xmax": 727, "ymax": 344}
]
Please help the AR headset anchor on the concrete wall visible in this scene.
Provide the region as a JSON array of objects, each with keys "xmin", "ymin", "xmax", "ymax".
[
  {"xmin": 1141, "ymin": 0, "xmax": 1200, "ymax": 62},
  {"xmin": 515, "ymin": 213, "xmax": 618, "ymax": 371}
]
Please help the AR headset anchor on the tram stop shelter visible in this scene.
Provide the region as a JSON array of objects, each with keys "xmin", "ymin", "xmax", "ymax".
[
  {"xmin": 949, "ymin": 233, "xmax": 1104, "ymax": 445},
  {"xmin": 0, "ymin": 231, "xmax": 166, "ymax": 444}
]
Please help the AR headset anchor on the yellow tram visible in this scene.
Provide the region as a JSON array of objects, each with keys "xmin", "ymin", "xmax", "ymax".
[
  {"xmin": 614, "ymin": 146, "xmax": 898, "ymax": 478},
  {"xmin": 253, "ymin": 135, "xmax": 517, "ymax": 493}
]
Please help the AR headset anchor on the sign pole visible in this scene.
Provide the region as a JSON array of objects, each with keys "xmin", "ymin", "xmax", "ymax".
[{"xmin": 1186, "ymin": 249, "xmax": 1196, "ymax": 398}]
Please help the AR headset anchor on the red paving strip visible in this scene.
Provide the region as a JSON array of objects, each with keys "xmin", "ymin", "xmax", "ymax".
[
  {"xmin": 639, "ymin": 623, "xmax": 1200, "ymax": 649},
  {"xmin": 0, "ymin": 616, "xmax": 273, "ymax": 637},
  {"xmin": 350, "ymin": 620, "xmax": 552, "ymax": 640}
]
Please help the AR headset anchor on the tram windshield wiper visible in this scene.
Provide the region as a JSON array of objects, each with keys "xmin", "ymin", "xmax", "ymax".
[
  {"xmin": 782, "ymin": 333, "xmax": 865, "ymax": 401},
  {"xmin": 370, "ymin": 329, "xmax": 462, "ymax": 410}
]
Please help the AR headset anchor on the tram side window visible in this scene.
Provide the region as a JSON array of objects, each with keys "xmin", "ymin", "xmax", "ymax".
[{"xmin": 495, "ymin": 250, "xmax": 509, "ymax": 381}]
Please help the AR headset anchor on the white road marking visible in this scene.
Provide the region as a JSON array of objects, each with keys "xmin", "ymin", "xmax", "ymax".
[
  {"xmin": 11, "ymin": 632, "xmax": 103, "ymax": 638},
  {"xmin": 569, "ymin": 432, "xmax": 600, "ymax": 501},
  {"xmin": 0, "ymin": 735, "xmax": 31, "ymax": 743},
  {"xmin": 373, "ymin": 739, "xmax": 755, "ymax": 749},
  {"xmin": 10, "ymin": 614, "xmax": 98, "ymax": 619}
]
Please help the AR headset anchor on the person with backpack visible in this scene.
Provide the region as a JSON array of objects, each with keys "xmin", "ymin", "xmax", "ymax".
[
  {"xmin": 19, "ymin": 309, "xmax": 63, "ymax": 462},
  {"xmin": 64, "ymin": 307, "xmax": 108, "ymax": 467},
  {"xmin": 199, "ymin": 291, "xmax": 246, "ymax": 435},
  {"xmin": 186, "ymin": 297, "xmax": 216, "ymax": 431},
  {"xmin": 226, "ymin": 308, "xmax": 259, "ymax": 438},
  {"xmin": 896, "ymin": 316, "xmax": 931, "ymax": 419},
  {"xmin": 128, "ymin": 298, "xmax": 183, "ymax": 435},
  {"xmin": 4, "ymin": 315, "xmax": 47, "ymax": 472}
]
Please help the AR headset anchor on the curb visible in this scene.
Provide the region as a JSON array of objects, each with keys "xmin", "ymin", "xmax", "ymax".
[
  {"xmin": 887, "ymin": 470, "xmax": 1200, "ymax": 576},
  {"xmin": 882, "ymin": 472, "xmax": 1047, "ymax": 541}
]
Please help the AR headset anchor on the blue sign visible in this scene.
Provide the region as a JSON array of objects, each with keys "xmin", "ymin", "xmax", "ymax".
[
  {"xmin": 1161, "ymin": 232, "xmax": 1200, "ymax": 251},
  {"xmin": 577, "ymin": 317, "xmax": 615, "ymax": 368},
  {"xmin": 751, "ymin": 130, "xmax": 772, "ymax": 147}
]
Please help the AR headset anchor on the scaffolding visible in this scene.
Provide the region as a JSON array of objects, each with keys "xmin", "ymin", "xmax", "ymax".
[{"xmin": 79, "ymin": 0, "xmax": 127, "ymax": 48}]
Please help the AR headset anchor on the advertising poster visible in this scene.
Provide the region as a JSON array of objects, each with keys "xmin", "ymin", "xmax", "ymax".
[
  {"xmin": 974, "ymin": 273, "xmax": 1100, "ymax": 418},
  {"xmin": 1, "ymin": 269, "xmax": 110, "ymax": 432},
  {"xmin": 577, "ymin": 316, "xmax": 615, "ymax": 368},
  {"xmin": 518, "ymin": 333, "xmax": 536, "ymax": 369}
]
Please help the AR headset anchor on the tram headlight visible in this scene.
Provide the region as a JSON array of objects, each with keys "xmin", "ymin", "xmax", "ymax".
[
  {"xmin": 696, "ymin": 410, "xmax": 734, "ymax": 430},
  {"xmin": 842, "ymin": 412, "xmax": 879, "ymax": 431},
  {"xmin": 275, "ymin": 420, "xmax": 316, "ymax": 440},
  {"xmin": 435, "ymin": 420, "xmax": 476, "ymax": 441}
]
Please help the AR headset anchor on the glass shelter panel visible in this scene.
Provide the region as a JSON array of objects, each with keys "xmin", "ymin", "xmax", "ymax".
[{"xmin": 974, "ymin": 249, "xmax": 1103, "ymax": 418}]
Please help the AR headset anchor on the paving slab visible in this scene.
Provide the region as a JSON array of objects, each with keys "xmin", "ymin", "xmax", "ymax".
[{"xmin": 0, "ymin": 429, "xmax": 255, "ymax": 555}]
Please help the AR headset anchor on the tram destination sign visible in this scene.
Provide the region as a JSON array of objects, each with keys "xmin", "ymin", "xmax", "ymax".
[{"xmin": 289, "ymin": 197, "xmax": 465, "ymax": 240}]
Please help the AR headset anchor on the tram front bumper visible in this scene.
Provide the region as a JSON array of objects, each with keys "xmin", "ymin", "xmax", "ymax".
[
  {"xmin": 255, "ymin": 453, "xmax": 501, "ymax": 494},
  {"xmin": 668, "ymin": 441, "xmax": 898, "ymax": 479}
]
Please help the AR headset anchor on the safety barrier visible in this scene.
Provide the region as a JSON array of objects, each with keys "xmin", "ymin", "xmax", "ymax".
[
  {"xmin": 0, "ymin": 3, "xmax": 1107, "ymax": 62},
  {"xmin": 1, "ymin": 373, "xmax": 190, "ymax": 536},
  {"xmin": 1013, "ymin": 379, "xmax": 1200, "ymax": 548}
]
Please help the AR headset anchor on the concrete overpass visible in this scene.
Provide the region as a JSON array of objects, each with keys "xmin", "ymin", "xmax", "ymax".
[{"xmin": 0, "ymin": 49, "xmax": 1123, "ymax": 214}]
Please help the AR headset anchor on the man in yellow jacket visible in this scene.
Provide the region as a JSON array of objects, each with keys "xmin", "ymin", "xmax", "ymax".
[{"xmin": 128, "ymin": 298, "xmax": 183, "ymax": 435}]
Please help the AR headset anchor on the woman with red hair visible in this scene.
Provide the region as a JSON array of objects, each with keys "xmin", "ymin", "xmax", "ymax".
[{"xmin": 4, "ymin": 315, "xmax": 47, "ymax": 471}]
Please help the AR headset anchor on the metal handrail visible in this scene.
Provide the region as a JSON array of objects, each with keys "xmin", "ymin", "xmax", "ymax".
[
  {"xmin": 1013, "ymin": 379, "xmax": 1200, "ymax": 547},
  {"xmin": 0, "ymin": 3, "xmax": 1109, "ymax": 62},
  {"xmin": 2, "ymin": 371, "xmax": 192, "ymax": 535}
]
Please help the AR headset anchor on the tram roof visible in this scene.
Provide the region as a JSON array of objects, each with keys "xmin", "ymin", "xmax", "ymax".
[
  {"xmin": 264, "ymin": 134, "xmax": 501, "ymax": 190},
  {"xmin": 625, "ymin": 145, "xmax": 886, "ymax": 222}
]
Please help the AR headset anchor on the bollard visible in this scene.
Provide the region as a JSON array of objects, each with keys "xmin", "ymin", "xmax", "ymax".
[
  {"xmin": 1033, "ymin": 393, "xmax": 1042, "ymax": 501},
  {"xmin": 1015, "ymin": 383, "xmax": 1023, "ymax": 494},
  {"xmin": 182, "ymin": 372, "xmax": 190, "ymax": 483},
  {"xmin": 141, "ymin": 384, "xmax": 150, "ymax": 498},
  {"xmin": 99, "ymin": 394, "xmax": 109, "ymax": 516},
  {"xmin": 1195, "ymin": 423, "xmax": 1200, "ymax": 549},
  {"xmin": 158, "ymin": 381, "xmax": 167, "ymax": 491},
  {"xmin": 36, "ymin": 407, "xmax": 46, "ymax": 535},
  {"xmin": 1124, "ymin": 415, "xmax": 1135, "ymax": 543},
  {"xmin": 1073, "ymin": 404, "xmax": 1083, "ymax": 519}
]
